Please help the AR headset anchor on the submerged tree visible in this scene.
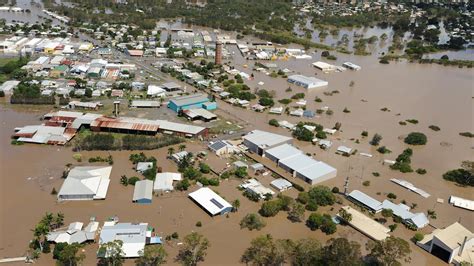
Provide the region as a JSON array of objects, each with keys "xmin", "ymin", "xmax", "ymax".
[
  {"xmin": 136, "ymin": 245, "xmax": 167, "ymax": 266},
  {"xmin": 176, "ymin": 232, "xmax": 210, "ymax": 266}
]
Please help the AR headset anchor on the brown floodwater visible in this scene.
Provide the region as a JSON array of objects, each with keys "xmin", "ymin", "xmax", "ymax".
[{"xmin": 0, "ymin": 51, "xmax": 473, "ymax": 266}]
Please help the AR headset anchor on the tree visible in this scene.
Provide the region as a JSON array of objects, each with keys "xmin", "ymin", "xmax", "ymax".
[
  {"xmin": 120, "ymin": 175, "xmax": 128, "ymax": 186},
  {"xmin": 259, "ymin": 97, "xmax": 274, "ymax": 107},
  {"xmin": 338, "ymin": 208, "xmax": 352, "ymax": 223},
  {"xmin": 176, "ymin": 232, "xmax": 210, "ymax": 266},
  {"xmin": 307, "ymin": 186, "xmax": 335, "ymax": 206},
  {"xmin": 240, "ymin": 213, "xmax": 266, "ymax": 231},
  {"xmin": 366, "ymin": 236, "xmax": 411, "ymax": 266},
  {"xmin": 269, "ymin": 119, "xmax": 279, "ymax": 127},
  {"xmin": 370, "ymin": 133, "xmax": 383, "ymax": 146},
  {"xmin": 57, "ymin": 243, "xmax": 85, "ymax": 266},
  {"xmin": 179, "ymin": 144, "xmax": 187, "ymax": 151},
  {"xmin": 404, "ymin": 132, "xmax": 427, "ymax": 145},
  {"xmin": 306, "ymin": 213, "xmax": 324, "ymax": 231},
  {"xmin": 232, "ymin": 199, "xmax": 240, "ymax": 212},
  {"xmin": 136, "ymin": 245, "xmax": 167, "ymax": 266},
  {"xmin": 443, "ymin": 168, "xmax": 473, "ymax": 187},
  {"xmin": 291, "ymin": 238, "xmax": 322, "ymax": 266},
  {"xmin": 234, "ymin": 167, "xmax": 248, "ymax": 178},
  {"xmin": 167, "ymin": 147, "xmax": 175, "ymax": 158},
  {"xmin": 287, "ymin": 202, "xmax": 305, "ymax": 222},
  {"xmin": 322, "ymin": 238, "xmax": 362, "ymax": 266},
  {"xmin": 259, "ymin": 200, "xmax": 282, "ymax": 217},
  {"xmin": 98, "ymin": 240, "xmax": 125, "ymax": 266},
  {"xmin": 199, "ymin": 163, "xmax": 211, "ymax": 174},
  {"xmin": 241, "ymin": 234, "xmax": 286, "ymax": 266}
]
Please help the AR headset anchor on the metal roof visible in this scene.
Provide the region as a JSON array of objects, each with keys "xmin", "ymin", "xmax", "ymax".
[
  {"xmin": 348, "ymin": 190, "xmax": 383, "ymax": 212},
  {"xmin": 133, "ymin": 180, "xmax": 153, "ymax": 202},
  {"xmin": 99, "ymin": 222, "xmax": 149, "ymax": 258},
  {"xmin": 270, "ymin": 178, "xmax": 292, "ymax": 191},
  {"xmin": 58, "ymin": 166, "xmax": 112, "ymax": 200},
  {"xmin": 264, "ymin": 143, "xmax": 302, "ymax": 161},
  {"xmin": 296, "ymin": 161, "xmax": 337, "ymax": 182},
  {"xmin": 130, "ymin": 100, "xmax": 161, "ymax": 108},
  {"xmin": 243, "ymin": 129, "xmax": 292, "ymax": 149},
  {"xmin": 188, "ymin": 187, "xmax": 232, "ymax": 216},
  {"xmin": 208, "ymin": 140, "xmax": 228, "ymax": 151},
  {"xmin": 169, "ymin": 93, "xmax": 209, "ymax": 107}
]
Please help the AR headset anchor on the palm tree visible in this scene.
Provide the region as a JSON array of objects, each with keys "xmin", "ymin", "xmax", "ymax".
[
  {"xmin": 179, "ymin": 144, "xmax": 186, "ymax": 151},
  {"xmin": 55, "ymin": 212, "xmax": 65, "ymax": 229},
  {"xmin": 41, "ymin": 213, "xmax": 54, "ymax": 230},
  {"xmin": 167, "ymin": 147, "xmax": 175, "ymax": 158},
  {"xmin": 32, "ymin": 223, "xmax": 49, "ymax": 251}
]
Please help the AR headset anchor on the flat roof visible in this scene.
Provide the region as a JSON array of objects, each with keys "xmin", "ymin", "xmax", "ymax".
[
  {"xmin": 188, "ymin": 187, "xmax": 232, "ymax": 216},
  {"xmin": 339, "ymin": 206, "xmax": 390, "ymax": 241},
  {"xmin": 243, "ymin": 129, "xmax": 292, "ymax": 149}
]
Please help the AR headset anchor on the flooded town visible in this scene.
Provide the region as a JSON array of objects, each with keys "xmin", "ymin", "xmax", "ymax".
[{"xmin": 0, "ymin": 0, "xmax": 473, "ymax": 265}]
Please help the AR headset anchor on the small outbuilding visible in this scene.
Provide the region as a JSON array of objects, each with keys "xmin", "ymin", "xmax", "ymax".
[
  {"xmin": 271, "ymin": 178, "xmax": 293, "ymax": 192},
  {"xmin": 133, "ymin": 180, "xmax": 154, "ymax": 204}
]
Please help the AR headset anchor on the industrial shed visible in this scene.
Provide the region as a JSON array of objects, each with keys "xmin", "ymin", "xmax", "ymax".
[
  {"xmin": 264, "ymin": 143, "xmax": 302, "ymax": 163},
  {"xmin": 168, "ymin": 93, "xmax": 216, "ymax": 113},
  {"xmin": 133, "ymin": 180, "xmax": 154, "ymax": 204},
  {"xmin": 287, "ymin": 75, "xmax": 328, "ymax": 89},
  {"xmin": 294, "ymin": 161, "xmax": 338, "ymax": 185},
  {"xmin": 188, "ymin": 187, "xmax": 233, "ymax": 216},
  {"xmin": 242, "ymin": 130, "xmax": 293, "ymax": 155},
  {"xmin": 57, "ymin": 166, "xmax": 112, "ymax": 201},
  {"xmin": 130, "ymin": 100, "xmax": 161, "ymax": 108}
]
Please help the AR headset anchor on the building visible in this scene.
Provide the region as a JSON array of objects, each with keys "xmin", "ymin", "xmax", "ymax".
[
  {"xmin": 130, "ymin": 100, "xmax": 161, "ymax": 108},
  {"xmin": 242, "ymin": 130, "xmax": 293, "ymax": 156},
  {"xmin": 168, "ymin": 94, "xmax": 217, "ymax": 113},
  {"xmin": 183, "ymin": 108, "xmax": 217, "ymax": 122},
  {"xmin": 271, "ymin": 178, "xmax": 293, "ymax": 192},
  {"xmin": 449, "ymin": 196, "xmax": 474, "ymax": 211},
  {"xmin": 133, "ymin": 180, "xmax": 154, "ymax": 204},
  {"xmin": 188, "ymin": 187, "xmax": 233, "ymax": 216},
  {"xmin": 417, "ymin": 222, "xmax": 473, "ymax": 264},
  {"xmin": 161, "ymin": 82, "xmax": 181, "ymax": 92},
  {"xmin": 240, "ymin": 179, "xmax": 275, "ymax": 199},
  {"xmin": 0, "ymin": 80, "xmax": 20, "ymax": 94},
  {"xmin": 208, "ymin": 140, "xmax": 237, "ymax": 156},
  {"xmin": 136, "ymin": 162, "xmax": 154, "ymax": 173},
  {"xmin": 287, "ymin": 75, "xmax": 328, "ymax": 89},
  {"xmin": 347, "ymin": 190, "xmax": 429, "ymax": 229},
  {"xmin": 343, "ymin": 62, "xmax": 361, "ymax": 70},
  {"xmin": 312, "ymin": 61, "xmax": 338, "ymax": 72},
  {"xmin": 57, "ymin": 166, "xmax": 112, "ymax": 201},
  {"xmin": 47, "ymin": 221, "xmax": 99, "ymax": 244},
  {"xmin": 153, "ymin": 172, "xmax": 182, "ymax": 192},
  {"xmin": 147, "ymin": 85, "xmax": 166, "ymax": 98},
  {"xmin": 13, "ymin": 125, "xmax": 74, "ymax": 145},
  {"xmin": 98, "ymin": 222, "xmax": 156, "ymax": 258},
  {"xmin": 263, "ymin": 143, "xmax": 337, "ymax": 185},
  {"xmin": 338, "ymin": 206, "xmax": 390, "ymax": 241}
]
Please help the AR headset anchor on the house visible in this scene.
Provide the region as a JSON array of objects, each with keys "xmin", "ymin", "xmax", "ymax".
[
  {"xmin": 49, "ymin": 65, "xmax": 69, "ymax": 78},
  {"xmin": 68, "ymin": 101, "xmax": 101, "ymax": 110},
  {"xmin": 133, "ymin": 180, "xmax": 154, "ymax": 204},
  {"xmin": 449, "ymin": 196, "xmax": 474, "ymax": 211},
  {"xmin": 153, "ymin": 172, "xmax": 182, "ymax": 192},
  {"xmin": 13, "ymin": 125, "xmax": 73, "ymax": 145},
  {"xmin": 233, "ymin": 161, "xmax": 248, "ymax": 169},
  {"xmin": 136, "ymin": 162, "xmax": 154, "ymax": 173},
  {"xmin": 161, "ymin": 82, "xmax": 181, "ymax": 92},
  {"xmin": 0, "ymin": 80, "xmax": 20, "ymax": 94},
  {"xmin": 98, "ymin": 222, "xmax": 156, "ymax": 258},
  {"xmin": 337, "ymin": 145, "xmax": 353, "ymax": 155},
  {"xmin": 242, "ymin": 130, "xmax": 293, "ymax": 156},
  {"xmin": 312, "ymin": 61, "xmax": 338, "ymax": 72},
  {"xmin": 168, "ymin": 94, "xmax": 216, "ymax": 113},
  {"xmin": 188, "ymin": 187, "xmax": 233, "ymax": 216},
  {"xmin": 287, "ymin": 75, "xmax": 328, "ymax": 89},
  {"xmin": 57, "ymin": 166, "xmax": 112, "ymax": 201},
  {"xmin": 417, "ymin": 222, "xmax": 473, "ymax": 264},
  {"xmin": 208, "ymin": 140, "xmax": 236, "ymax": 156},
  {"xmin": 319, "ymin": 140, "xmax": 333, "ymax": 149},
  {"xmin": 147, "ymin": 85, "xmax": 166, "ymax": 98},
  {"xmin": 271, "ymin": 178, "xmax": 293, "ymax": 192},
  {"xmin": 240, "ymin": 179, "xmax": 275, "ymax": 199},
  {"xmin": 47, "ymin": 221, "xmax": 99, "ymax": 244},
  {"xmin": 250, "ymin": 163, "xmax": 264, "ymax": 173},
  {"xmin": 183, "ymin": 108, "xmax": 217, "ymax": 122},
  {"xmin": 343, "ymin": 62, "xmax": 361, "ymax": 71}
]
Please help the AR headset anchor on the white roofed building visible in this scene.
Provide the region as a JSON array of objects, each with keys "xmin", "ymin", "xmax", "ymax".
[
  {"xmin": 188, "ymin": 187, "xmax": 233, "ymax": 216},
  {"xmin": 243, "ymin": 130, "xmax": 293, "ymax": 156},
  {"xmin": 57, "ymin": 166, "xmax": 112, "ymax": 201}
]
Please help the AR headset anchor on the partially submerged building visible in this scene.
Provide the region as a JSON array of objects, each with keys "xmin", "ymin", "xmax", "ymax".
[
  {"xmin": 242, "ymin": 130, "xmax": 292, "ymax": 156},
  {"xmin": 153, "ymin": 172, "xmax": 182, "ymax": 192},
  {"xmin": 13, "ymin": 125, "xmax": 75, "ymax": 145},
  {"xmin": 47, "ymin": 221, "xmax": 99, "ymax": 244},
  {"xmin": 271, "ymin": 178, "xmax": 293, "ymax": 192},
  {"xmin": 188, "ymin": 187, "xmax": 233, "ymax": 216},
  {"xmin": 57, "ymin": 166, "xmax": 112, "ymax": 201},
  {"xmin": 338, "ymin": 206, "xmax": 390, "ymax": 241},
  {"xmin": 287, "ymin": 74, "xmax": 328, "ymax": 89},
  {"xmin": 133, "ymin": 180, "xmax": 154, "ymax": 204},
  {"xmin": 98, "ymin": 221, "xmax": 159, "ymax": 258},
  {"xmin": 208, "ymin": 140, "xmax": 237, "ymax": 156},
  {"xmin": 240, "ymin": 179, "xmax": 275, "ymax": 199},
  {"xmin": 183, "ymin": 108, "xmax": 217, "ymax": 122},
  {"xmin": 417, "ymin": 222, "xmax": 473, "ymax": 264}
]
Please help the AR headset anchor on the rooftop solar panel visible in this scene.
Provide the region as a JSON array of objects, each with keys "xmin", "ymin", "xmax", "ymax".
[{"xmin": 210, "ymin": 198, "xmax": 224, "ymax": 209}]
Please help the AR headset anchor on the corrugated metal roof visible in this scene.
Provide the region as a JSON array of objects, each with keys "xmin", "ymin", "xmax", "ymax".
[
  {"xmin": 169, "ymin": 93, "xmax": 209, "ymax": 107},
  {"xmin": 133, "ymin": 180, "xmax": 153, "ymax": 202},
  {"xmin": 243, "ymin": 130, "xmax": 292, "ymax": 149}
]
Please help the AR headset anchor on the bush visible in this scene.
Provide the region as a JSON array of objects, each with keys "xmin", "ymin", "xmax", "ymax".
[
  {"xmin": 307, "ymin": 186, "xmax": 335, "ymax": 206},
  {"xmin": 370, "ymin": 133, "xmax": 383, "ymax": 146},
  {"xmin": 269, "ymin": 119, "xmax": 279, "ymax": 127},
  {"xmin": 379, "ymin": 58, "xmax": 389, "ymax": 64},
  {"xmin": 404, "ymin": 132, "xmax": 427, "ymax": 145},
  {"xmin": 306, "ymin": 213, "xmax": 336, "ymax": 234},
  {"xmin": 429, "ymin": 125, "xmax": 440, "ymax": 131},
  {"xmin": 459, "ymin": 132, "xmax": 474, "ymax": 138},
  {"xmin": 199, "ymin": 163, "xmax": 211, "ymax": 174},
  {"xmin": 240, "ymin": 213, "xmax": 266, "ymax": 231},
  {"xmin": 389, "ymin": 224, "xmax": 398, "ymax": 232},
  {"xmin": 413, "ymin": 233, "xmax": 424, "ymax": 242},
  {"xmin": 196, "ymin": 221, "xmax": 202, "ymax": 227},
  {"xmin": 416, "ymin": 168, "xmax": 427, "ymax": 175},
  {"xmin": 387, "ymin": 193, "xmax": 397, "ymax": 199},
  {"xmin": 128, "ymin": 176, "xmax": 140, "ymax": 185},
  {"xmin": 361, "ymin": 131, "xmax": 368, "ymax": 137},
  {"xmin": 381, "ymin": 209, "xmax": 393, "ymax": 218},
  {"xmin": 278, "ymin": 98, "xmax": 291, "ymax": 105},
  {"xmin": 297, "ymin": 192, "xmax": 309, "ymax": 204},
  {"xmin": 377, "ymin": 146, "xmax": 391, "ymax": 154},
  {"xmin": 343, "ymin": 107, "xmax": 350, "ymax": 113},
  {"xmin": 171, "ymin": 232, "xmax": 179, "ymax": 239},
  {"xmin": 331, "ymin": 187, "xmax": 339, "ymax": 193},
  {"xmin": 291, "ymin": 93, "xmax": 305, "ymax": 99},
  {"xmin": 176, "ymin": 179, "xmax": 190, "ymax": 191},
  {"xmin": 363, "ymin": 181, "xmax": 370, "ymax": 186},
  {"xmin": 406, "ymin": 119, "xmax": 419, "ymax": 124},
  {"xmin": 443, "ymin": 169, "xmax": 473, "ymax": 187},
  {"xmin": 259, "ymin": 200, "xmax": 282, "ymax": 217},
  {"xmin": 372, "ymin": 172, "xmax": 380, "ymax": 177}
]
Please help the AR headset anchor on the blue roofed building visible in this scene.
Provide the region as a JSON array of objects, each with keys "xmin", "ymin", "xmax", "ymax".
[{"xmin": 168, "ymin": 93, "xmax": 216, "ymax": 113}]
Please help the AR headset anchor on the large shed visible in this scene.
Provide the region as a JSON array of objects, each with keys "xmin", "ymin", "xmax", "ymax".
[
  {"xmin": 133, "ymin": 180, "xmax": 154, "ymax": 204},
  {"xmin": 242, "ymin": 130, "xmax": 293, "ymax": 155},
  {"xmin": 188, "ymin": 187, "xmax": 233, "ymax": 216}
]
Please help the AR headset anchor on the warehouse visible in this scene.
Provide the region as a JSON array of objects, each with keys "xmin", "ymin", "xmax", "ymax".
[
  {"xmin": 13, "ymin": 125, "xmax": 74, "ymax": 145},
  {"xmin": 133, "ymin": 180, "xmax": 154, "ymax": 204},
  {"xmin": 130, "ymin": 100, "xmax": 161, "ymax": 108},
  {"xmin": 294, "ymin": 161, "xmax": 338, "ymax": 185},
  {"xmin": 287, "ymin": 75, "xmax": 328, "ymax": 89},
  {"xmin": 57, "ymin": 166, "xmax": 112, "ymax": 201},
  {"xmin": 264, "ymin": 143, "xmax": 301, "ymax": 163},
  {"xmin": 242, "ymin": 130, "xmax": 293, "ymax": 155},
  {"xmin": 168, "ymin": 93, "xmax": 217, "ymax": 113},
  {"xmin": 183, "ymin": 108, "xmax": 217, "ymax": 122},
  {"xmin": 188, "ymin": 187, "xmax": 233, "ymax": 216}
]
